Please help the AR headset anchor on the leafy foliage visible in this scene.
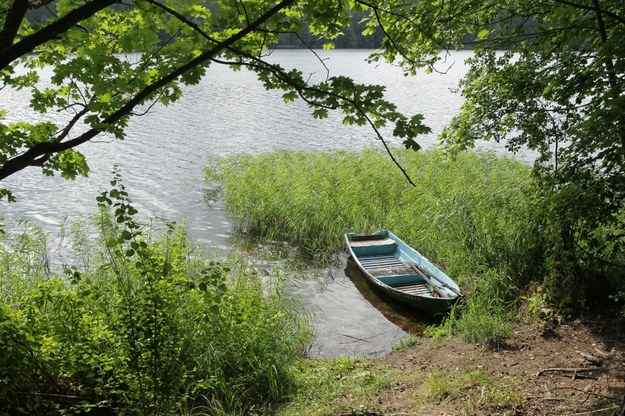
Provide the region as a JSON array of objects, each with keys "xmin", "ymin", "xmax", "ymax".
[
  {"xmin": 2, "ymin": 0, "xmax": 624, "ymax": 316},
  {"xmin": 367, "ymin": 0, "xmax": 625, "ymax": 308},
  {"xmin": 0, "ymin": 0, "xmax": 435, "ymax": 193},
  {"xmin": 0, "ymin": 172, "xmax": 312, "ymax": 415}
]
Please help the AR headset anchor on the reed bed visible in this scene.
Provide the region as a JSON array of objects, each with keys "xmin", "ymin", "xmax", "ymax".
[
  {"xmin": 208, "ymin": 148, "xmax": 539, "ymax": 286},
  {"xmin": 208, "ymin": 148, "xmax": 542, "ymax": 344}
]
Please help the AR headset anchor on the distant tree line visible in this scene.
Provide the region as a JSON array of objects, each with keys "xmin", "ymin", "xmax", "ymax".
[
  {"xmin": 25, "ymin": 1, "xmax": 382, "ymax": 48},
  {"xmin": 276, "ymin": 11, "xmax": 384, "ymax": 48}
]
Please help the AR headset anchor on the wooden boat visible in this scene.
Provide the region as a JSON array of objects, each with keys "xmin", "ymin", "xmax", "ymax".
[{"xmin": 345, "ymin": 230, "xmax": 462, "ymax": 315}]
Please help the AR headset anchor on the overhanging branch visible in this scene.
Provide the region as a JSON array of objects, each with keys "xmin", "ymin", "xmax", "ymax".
[
  {"xmin": 0, "ymin": 0, "xmax": 117, "ymax": 70},
  {"xmin": 148, "ymin": 0, "xmax": 418, "ymax": 186},
  {"xmin": 0, "ymin": 0, "xmax": 297, "ymax": 181},
  {"xmin": 552, "ymin": 0, "xmax": 625, "ymax": 26},
  {"xmin": 211, "ymin": 52, "xmax": 418, "ymax": 186}
]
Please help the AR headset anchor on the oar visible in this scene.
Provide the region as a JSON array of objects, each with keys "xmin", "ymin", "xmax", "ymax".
[
  {"xmin": 410, "ymin": 263, "xmax": 463, "ymax": 298},
  {"xmin": 408, "ymin": 264, "xmax": 451, "ymax": 299}
]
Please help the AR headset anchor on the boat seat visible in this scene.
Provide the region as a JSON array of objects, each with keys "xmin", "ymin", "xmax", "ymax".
[
  {"xmin": 350, "ymin": 239, "xmax": 398, "ymax": 256},
  {"xmin": 378, "ymin": 274, "xmax": 423, "ymax": 286},
  {"xmin": 393, "ymin": 281, "xmax": 433, "ymax": 296},
  {"xmin": 349, "ymin": 238, "xmax": 396, "ymax": 248}
]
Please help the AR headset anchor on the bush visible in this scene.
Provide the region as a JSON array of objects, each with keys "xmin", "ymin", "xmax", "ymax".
[{"xmin": 0, "ymin": 171, "xmax": 312, "ymax": 415}]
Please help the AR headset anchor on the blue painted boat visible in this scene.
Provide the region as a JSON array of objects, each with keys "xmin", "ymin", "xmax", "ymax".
[{"xmin": 345, "ymin": 230, "xmax": 462, "ymax": 315}]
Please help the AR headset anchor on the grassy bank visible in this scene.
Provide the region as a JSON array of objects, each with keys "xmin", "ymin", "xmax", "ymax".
[
  {"xmin": 275, "ymin": 354, "xmax": 524, "ymax": 416},
  {"xmin": 207, "ymin": 148, "xmax": 543, "ymax": 344},
  {"xmin": 0, "ymin": 175, "xmax": 312, "ymax": 415}
]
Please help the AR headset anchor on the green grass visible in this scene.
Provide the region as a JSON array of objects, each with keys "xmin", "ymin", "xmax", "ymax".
[
  {"xmin": 207, "ymin": 148, "xmax": 538, "ymax": 279},
  {"xmin": 207, "ymin": 148, "xmax": 541, "ymax": 344},
  {"xmin": 426, "ymin": 297, "xmax": 514, "ymax": 348},
  {"xmin": 426, "ymin": 368, "xmax": 523, "ymax": 414},
  {"xmin": 277, "ymin": 356, "xmax": 523, "ymax": 416},
  {"xmin": 278, "ymin": 357, "xmax": 395, "ymax": 416},
  {"xmin": 392, "ymin": 334, "xmax": 421, "ymax": 350}
]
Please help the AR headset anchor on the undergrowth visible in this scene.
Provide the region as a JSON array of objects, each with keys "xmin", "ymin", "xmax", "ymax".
[
  {"xmin": 279, "ymin": 357, "xmax": 394, "ymax": 416},
  {"xmin": 0, "ymin": 170, "xmax": 312, "ymax": 415},
  {"xmin": 426, "ymin": 368, "xmax": 523, "ymax": 414}
]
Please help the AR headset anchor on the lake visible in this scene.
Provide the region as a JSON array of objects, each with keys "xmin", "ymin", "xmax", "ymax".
[{"xmin": 2, "ymin": 49, "xmax": 497, "ymax": 357}]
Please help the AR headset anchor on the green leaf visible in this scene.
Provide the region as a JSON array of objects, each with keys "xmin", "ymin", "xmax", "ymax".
[
  {"xmin": 283, "ymin": 91, "xmax": 298, "ymax": 103},
  {"xmin": 476, "ymin": 29, "xmax": 490, "ymax": 41},
  {"xmin": 403, "ymin": 138, "xmax": 421, "ymax": 151},
  {"xmin": 312, "ymin": 108, "xmax": 329, "ymax": 119}
]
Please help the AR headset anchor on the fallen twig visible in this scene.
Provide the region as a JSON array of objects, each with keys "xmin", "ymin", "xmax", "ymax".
[
  {"xmin": 342, "ymin": 333, "xmax": 380, "ymax": 343},
  {"xmin": 567, "ymin": 405, "xmax": 619, "ymax": 415},
  {"xmin": 593, "ymin": 347, "xmax": 614, "ymax": 358},
  {"xmin": 577, "ymin": 350, "xmax": 603, "ymax": 366},
  {"xmin": 526, "ymin": 395, "xmax": 575, "ymax": 401},
  {"xmin": 551, "ymin": 386, "xmax": 619, "ymax": 401},
  {"xmin": 536, "ymin": 367, "xmax": 608, "ymax": 379}
]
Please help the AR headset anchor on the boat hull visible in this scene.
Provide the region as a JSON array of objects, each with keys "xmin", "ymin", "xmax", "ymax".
[{"xmin": 345, "ymin": 230, "xmax": 461, "ymax": 316}]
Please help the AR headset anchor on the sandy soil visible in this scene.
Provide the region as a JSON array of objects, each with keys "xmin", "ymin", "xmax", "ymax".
[{"xmin": 342, "ymin": 316, "xmax": 625, "ymax": 415}]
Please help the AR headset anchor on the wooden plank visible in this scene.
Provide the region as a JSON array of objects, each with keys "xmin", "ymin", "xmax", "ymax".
[
  {"xmin": 360, "ymin": 257, "xmax": 401, "ymax": 264},
  {"xmin": 368, "ymin": 265, "xmax": 415, "ymax": 277},
  {"xmin": 360, "ymin": 254, "xmax": 400, "ymax": 261},
  {"xmin": 411, "ymin": 263, "xmax": 463, "ymax": 298},
  {"xmin": 394, "ymin": 282, "xmax": 432, "ymax": 296},
  {"xmin": 351, "ymin": 234, "xmax": 387, "ymax": 242},
  {"xmin": 408, "ymin": 264, "xmax": 451, "ymax": 299},
  {"xmin": 362, "ymin": 260, "xmax": 404, "ymax": 268},
  {"xmin": 359, "ymin": 256, "xmax": 403, "ymax": 268}
]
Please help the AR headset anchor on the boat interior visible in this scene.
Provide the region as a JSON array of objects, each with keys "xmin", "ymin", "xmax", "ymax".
[
  {"xmin": 349, "ymin": 236, "xmax": 436, "ymax": 297},
  {"xmin": 356, "ymin": 254, "xmax": 436, "ymax": 296}
]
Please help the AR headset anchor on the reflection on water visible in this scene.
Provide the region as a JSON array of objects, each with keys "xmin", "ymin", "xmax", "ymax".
[
  {"xmin": 344, "ymin": 256, "xmax": 441, "ymax": 334},
  {"xmin": 292, "ymin": 259, "xmax": 406, "ymax": 358},
  {"xmin": 283, "ymin": 251, "xmax": 446, "ymax": 358}
]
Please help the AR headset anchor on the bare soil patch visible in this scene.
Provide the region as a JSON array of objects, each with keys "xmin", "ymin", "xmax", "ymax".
[{"xmin": 347, "ymin": 316, "xmax": 625, "ymax": 415}]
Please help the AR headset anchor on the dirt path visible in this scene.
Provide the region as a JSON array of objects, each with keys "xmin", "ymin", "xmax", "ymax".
[{"xmin": 348, "ymin": 317, "xmax": 625, "ymax": 415}]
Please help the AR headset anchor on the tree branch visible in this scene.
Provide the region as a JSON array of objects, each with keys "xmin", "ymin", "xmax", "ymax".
[
  {"xmin": 355, "ymin": 0, "xmax": 450, "ymax": 66},
  {"xmin": 0, "ymin": 0, "xmax": 29, "ymax": 53},
  {"xmin": 552, "ymin": 0, "xmax": 625, "ymax": 26},
  {"xmin": 212, "ymin": 53, "xmax": 418, "ymax": 186},
  {"xmin": 0, "ymin": 0, "xmax": 297, "ymax": 181},
  {"xmin": 0, "ymin": 0, "xmax": 117, "ymax": 70},
  {"xmin": 147, "ymin": 1, "xmax": 417, "ymax": 186}
]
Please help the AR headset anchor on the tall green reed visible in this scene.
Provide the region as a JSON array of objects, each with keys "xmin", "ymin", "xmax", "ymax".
[
  {"xmin": 208, "ymin": 148, "xmax": 538, "ymax": 284},
  {"xmin": 208, "ymin": 148, "xmax": 541, "ymax": 345},
  {"xmin": 0, "ymin": 218, "xmax": 50, "ymax": 302}
]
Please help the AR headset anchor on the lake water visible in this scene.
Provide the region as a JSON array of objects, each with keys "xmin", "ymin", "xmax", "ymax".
[{"xmin": 2, "ymin": 49, "xmax": 498, "ymax": 357}]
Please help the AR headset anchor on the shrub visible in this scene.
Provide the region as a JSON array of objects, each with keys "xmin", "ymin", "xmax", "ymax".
[{"xmin": 0, "ymin": 171, "xmax": 312, "ymax": 415}]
